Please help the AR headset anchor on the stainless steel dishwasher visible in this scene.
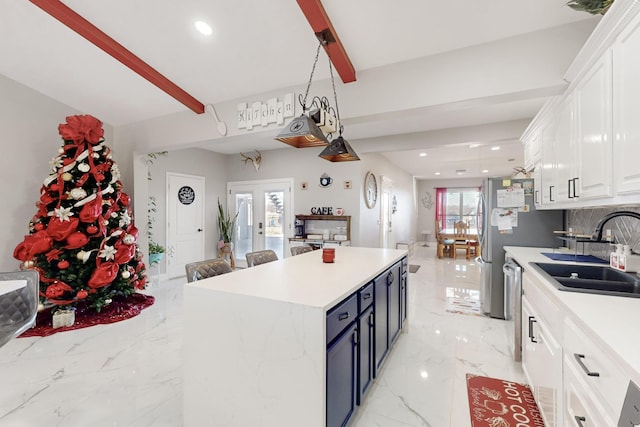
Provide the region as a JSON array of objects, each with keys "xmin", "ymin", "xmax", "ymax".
[{"xmin": 503, "ymin": 257, "xmax": 522, "ymax": 362}]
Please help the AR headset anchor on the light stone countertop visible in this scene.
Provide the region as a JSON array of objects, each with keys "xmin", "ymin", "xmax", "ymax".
[
  {"xmin": 187, "ymin": 246, "xmax": 407, "ymax": 310},
  {"xmin": 504, "ymin": 246, "xmax": 640, "ymax": 385}
]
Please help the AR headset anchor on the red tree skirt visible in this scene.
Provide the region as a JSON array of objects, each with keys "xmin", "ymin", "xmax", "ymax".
[{"xmin": 20, "ymin": 293, "xmax": 155, "ymax": 338}]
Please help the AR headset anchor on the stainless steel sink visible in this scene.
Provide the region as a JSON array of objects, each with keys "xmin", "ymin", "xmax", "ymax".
[{"xmin": 530, "ymin": 262, "xmax": 640, "ymax": 298}]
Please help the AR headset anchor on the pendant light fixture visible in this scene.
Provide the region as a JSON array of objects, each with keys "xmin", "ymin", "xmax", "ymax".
[
  {"xmin": 318, "ymin": 35, "xmax": 360, "ymax": 162},
  {"xmin": 275, "ymin": 42, "xmax": 330, "ymax": 148}
]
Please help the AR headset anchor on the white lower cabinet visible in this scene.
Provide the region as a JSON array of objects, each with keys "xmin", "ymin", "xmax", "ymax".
[
  {"xmin": 564, "ymin": 353, "xmax": 614, "ymax": 427},
  {"xmin": 522, "ymin": 297, "xmax": 562, "ymax": 427},
  {"xmin": 563, "ymin": 318, "xmax": 627, "ymax": 425},
  {"xmin": 522, "ymin": 274, "xmax": 630, "ymax": 427}
]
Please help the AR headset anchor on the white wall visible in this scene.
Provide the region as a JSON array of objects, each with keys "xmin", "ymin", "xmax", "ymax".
[
  {"xmin": 416, "ymin": 177, "xmax": 483, "ymax": 244},
  {"xmin": 147, "ymin": 148, "xmax": 229, "ymax": 274},
  {"xmin": 225, "ymin": 148, "xmax": 415, "ymax": 248},
  {"xmin": 0, "ymin": 74, "xmax": 116, "ymax": 272}
]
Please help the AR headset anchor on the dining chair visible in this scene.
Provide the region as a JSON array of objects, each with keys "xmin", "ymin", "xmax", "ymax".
[
  {"xmin": 0, "ymin": 270, "xmax": 39, "ymax": 349},
  {"xmin": 452, "ymin": 221, "xmax": 473, "ymax": 259},
  {"xmin": 246, "ymin": 249, "xmax": 278, "ymax": 267},
  {"xmin": 185, "ymin": 258, "xmax": 233, "ymax": 283},
  {"xmin": 435, "ymin": 220, "xmax": 454, "ymax": 259},
  {"xmin": 290, "ymin": 245, "xmax": 314, "ymax": 256}
]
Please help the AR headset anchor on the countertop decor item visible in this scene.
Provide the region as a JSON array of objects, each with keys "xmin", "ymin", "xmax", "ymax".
[{"xmin": 217, "ymin": 198, "xmax": 238, "ymax": 269}]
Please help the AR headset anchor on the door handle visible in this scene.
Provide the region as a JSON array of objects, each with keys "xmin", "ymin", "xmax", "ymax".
[
  {"xmin": 574, "ymin": 353, "xmax": 600, "ymax": 377},
  {"xmin": 197, "ymin": 228, "xmax": 203, "ymax": 232},
  {"xmin": 528, "ymin": 316, "xmax": 537, "ymax": 343},
  {"xmin": 573, "ymin": 177, "xmax": 579, "ymax": 198},
  {"xmin": 574, "ymin": 415, "xmax": 586, "ymax": 427}
]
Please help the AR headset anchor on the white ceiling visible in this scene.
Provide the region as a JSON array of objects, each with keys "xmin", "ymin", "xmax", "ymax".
[{"xmin": 0, "ymin": 0, "xmax": 600, "ymax": 179}]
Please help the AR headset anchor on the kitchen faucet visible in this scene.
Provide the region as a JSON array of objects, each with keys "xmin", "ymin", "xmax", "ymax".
[{"xmin": 591, "ymin": 210, "xmax": 640, "ymax": 241}]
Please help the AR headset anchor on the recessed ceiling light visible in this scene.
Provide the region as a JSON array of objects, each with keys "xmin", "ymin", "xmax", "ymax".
[
  {"xmin": 419, "ymin": 152, "xmax": 427, "ymax": 157},
  {"xmin": 195, "ymin": 21, "xmax": 212, "ymax": 36},
  {"xmin": 491, "ymin": 146, "xmax": 500, "ymax": 151},
  {"xmin": 456, "ymin": 170, "xmax": 466, "ymax": 175},
  {"xmin": 482, "ymin": 169, "xmax": 489, "ymax": 173},
  {"xmin": 435, "ymin": 172, "xmax": 441, "ymax": 176}
]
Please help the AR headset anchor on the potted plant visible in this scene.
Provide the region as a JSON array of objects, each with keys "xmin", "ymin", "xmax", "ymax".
[
  {"xmin": 566, "ymin": 0, "xmax": 614, "ymax": 15},
  {"xmin": 217, "ymin": 198, "xmax": 238, "ymax": 268},
  {"xmin": 146, "ymin": 151, "xmax": 167, "ymax": 267},
  {"xmin": 147, "ymin": 195, "xmax": 165, "ymax": 266}
]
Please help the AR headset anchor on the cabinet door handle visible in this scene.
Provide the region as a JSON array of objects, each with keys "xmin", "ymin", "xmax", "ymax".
[
  {"xmin": 549, "ymin": 186, "xmax": 555, "ymax": 202},
  {"xmin": 352, "ymin": 330, "xmax": 358, "ymax": 346},
  {"xmin": 362, "ymin": 293, "xmax": 371, "ymax": 300},
  {"xmin": 368, "ymin": 312, "xmax": 374, "ymax": 326},
  {"xmin": 574, "ymin": 415, "xmax": 586, "ymax": 426},
  {"xmin": 528, "ymin": 316, "xmax": 538, "ymax": 343},
  {"xmin": 573, "ymin": 177, "xmax": 579, "ymax": 198},
  {"xmin": 338, "ymin": 312, "xmax": 350, "ymax": 321},
  {"xmin": 568, "ymin": 179, "xmax": 573, "ymax": 199},
  {"xmin": 535, "ymin": 190, "xmax": 540, "ymax": 204},
  {"xmin": 574, "ymin": 353, "xmax": 600, "ymax": 377}
]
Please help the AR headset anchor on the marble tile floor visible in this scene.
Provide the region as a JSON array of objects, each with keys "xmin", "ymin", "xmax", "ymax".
[{"xmin": 0, "ymin": 246, "xmax": 524, "ymax": 426}]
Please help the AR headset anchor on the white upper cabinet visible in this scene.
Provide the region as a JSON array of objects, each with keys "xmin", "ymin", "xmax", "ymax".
[
  {"xmin": 613, "ymin": 12, "xmax": 640, "ymax": 195},
  {"xmin": 523, "ymin": 132, "xmax": 542, "ymax": 171},
  {"xmin": 520, "ymin": 2, "xmax": 640, "ymax": 209},
  {"xmin": 553, "ymin": 95, "xmax": 576, "ymax": 203},
  {"xmin": 540, "ymin": 119, "xmax": 557, "ymax": 205},
  {"xmin": 574, "ymin": 49, "xmax": 614, "ymax": 200}
]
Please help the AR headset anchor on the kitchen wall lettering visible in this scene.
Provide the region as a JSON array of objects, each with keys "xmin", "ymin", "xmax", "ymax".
[{"xmin": 311, "ymin": 207, "xmax": 333, "ymax": 215}]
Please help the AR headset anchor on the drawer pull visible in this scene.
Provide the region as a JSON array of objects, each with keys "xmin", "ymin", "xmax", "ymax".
[
  {"xmin": 362, "ymin": 293, "xmax": 371, "ymax": 300},
  {"xmin": 528, "ymin": 316, "xmax": 538, "ymax": 343},
  {"xmin": 574, "ymin": 353, "xmax": 600, "ymax": 377},
  {"xmin": 574, "ymin": 415, "xmax": 586, "ymax": 426},
  {"xmin": 338, "ymin": 312, "xmax": 350, "ymax": 321}
]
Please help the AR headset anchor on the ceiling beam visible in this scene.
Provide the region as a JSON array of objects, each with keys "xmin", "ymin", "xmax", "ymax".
[
  {"xmin": 29, "ymin": 0, "xmax": 205, "ymax": 114},
  {"xmin": 296, "ymin": 0, "xmax": 356, "ymax": 83}
]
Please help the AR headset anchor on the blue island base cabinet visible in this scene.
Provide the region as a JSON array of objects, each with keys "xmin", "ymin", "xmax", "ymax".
[
  {"xmin": 183, "ymin": 247, "xmax": 407, "ymax": 427},
  {"xmin": 326, "ymin": 257, "xmax": 408, "ymax": 427}
]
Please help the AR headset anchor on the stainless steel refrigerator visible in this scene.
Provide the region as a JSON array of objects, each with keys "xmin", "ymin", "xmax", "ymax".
[{"xmin": 477, "ymin": 177, "xmax": 563, "ymax": 319}]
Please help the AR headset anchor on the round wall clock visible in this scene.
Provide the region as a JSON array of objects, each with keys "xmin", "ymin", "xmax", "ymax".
[{"xmin": 364, "ymin": 171, "xmax": 378, "ymax": 209}]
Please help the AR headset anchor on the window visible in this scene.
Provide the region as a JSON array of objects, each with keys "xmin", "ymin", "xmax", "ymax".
[{"xmin": 435, "ymin": 187, "xmax": 480, "ymax": 232}]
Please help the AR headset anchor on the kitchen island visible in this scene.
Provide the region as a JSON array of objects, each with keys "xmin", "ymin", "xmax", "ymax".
[
  {"xmin": 183, "ymin": 246, "xmax": 407, "ymax": 427},
  {"xmin": 505, "ymin": 246, "xmax": 640, "ymax": 425}
]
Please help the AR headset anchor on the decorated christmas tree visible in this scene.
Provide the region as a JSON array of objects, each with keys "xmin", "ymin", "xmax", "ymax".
[{"xmin": 13, "ymin": 115, "xmax": 147, "ymax": 312}]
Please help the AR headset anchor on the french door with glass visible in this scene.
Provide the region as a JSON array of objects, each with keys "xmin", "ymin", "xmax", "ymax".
[{"xmin": 228, "ymin": 179, "xmax": 293, "ymax": 267}]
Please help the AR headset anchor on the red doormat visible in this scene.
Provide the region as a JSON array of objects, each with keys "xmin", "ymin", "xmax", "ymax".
[
  {"xmin": 466, "ymin": 374, "xmax": 545, "ymax": 427},
  {"xmin": 19, "ymin": 293, "xmax": 155, "ymax": 338}
]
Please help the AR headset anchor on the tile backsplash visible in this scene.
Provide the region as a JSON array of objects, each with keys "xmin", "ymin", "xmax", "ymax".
[{"xmin": 567, "ymin": 206, "xmax": 640, "ymax": 259}]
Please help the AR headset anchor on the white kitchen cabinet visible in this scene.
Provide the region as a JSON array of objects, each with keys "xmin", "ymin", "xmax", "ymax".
[
  {"xmin": 553, "ymin": 95, "xmax": 576, "ymax": 204},
  {"xmin": 563, "ymin": 317, "xmax": 627, "ymax": 424},
  {"xmin": 564, "ymin": 358, "xmax": 614, "ymax": 427},
  {"xmin": 574, "ymin": 49, "xmax": 614, "ymax": 200},
  {"xmin": 540, "ymin": 120, "xmax": 558, "ymax": 205},
  {"xmin": 613, "ymin": 12, "xmax": 640, "ymax": 196},
  {"xmin": 523, "ymin": 132, "xmax": 542, "ymax": 171},
  {"xmin": 521, "ymin": 271, "xmax": 563, "ymax": 427}
]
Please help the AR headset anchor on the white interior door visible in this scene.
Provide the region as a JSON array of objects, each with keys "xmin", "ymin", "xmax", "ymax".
[
  {"xmin": 229, "ymin": 179, "xmax": 293, "ymax": 267},
  {"xmin": 379, "ymin": 176, "xmax": 393, "ymax": 248},
  {"xmin": 166, "ymin": 173, "xmax": 205, "ymax": 278}
]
